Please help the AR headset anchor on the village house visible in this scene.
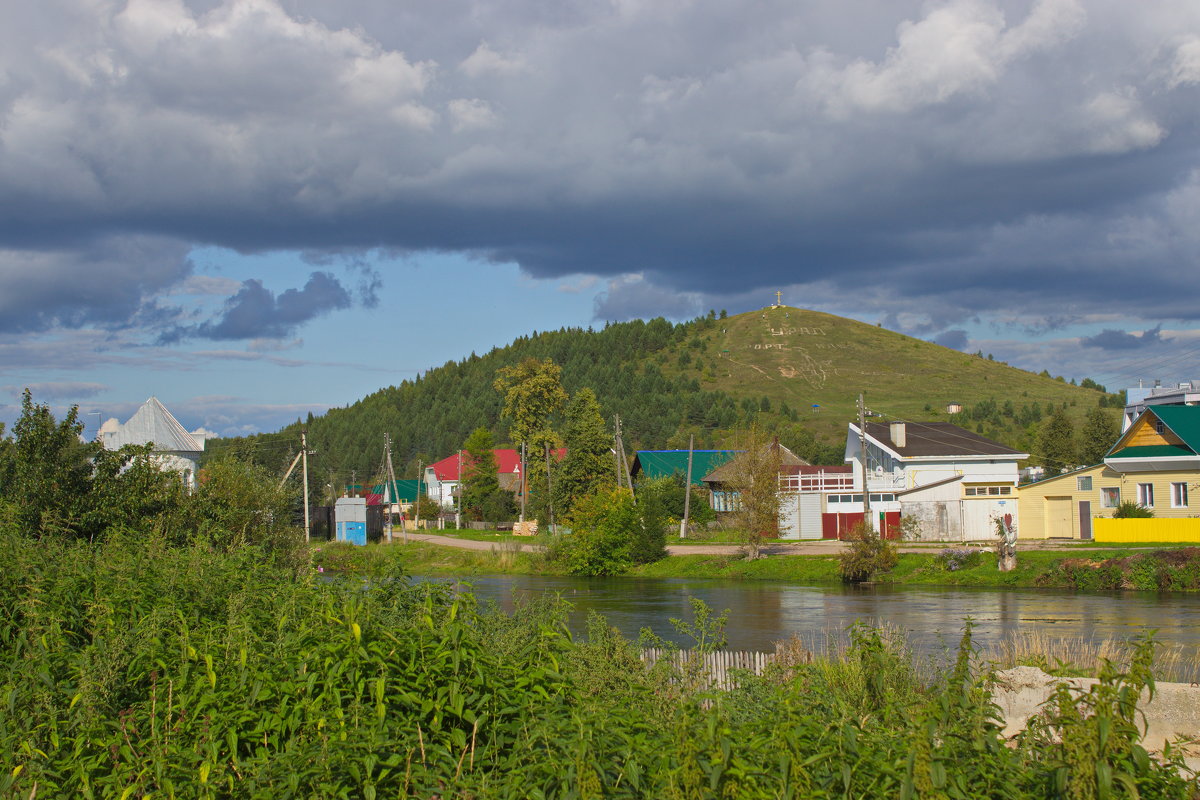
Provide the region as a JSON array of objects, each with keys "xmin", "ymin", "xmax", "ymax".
[
  {"xmin": 845, "ymin": 421, "xmax": 1027, "ymax": 541},
  {"xmin": 97, "ymin": 397, "xmax": 210, "ymax": 490},
  {"xmin": 1018, "ymin": 405, "xmax": 1200, "ymax": 539},
  {"xmin": 630, "ymin": 449, "xmax": 739, "ymax": 489},
  {"xmin": 424, "ymin": 448, "xmax": 564, "ymax": 509}
]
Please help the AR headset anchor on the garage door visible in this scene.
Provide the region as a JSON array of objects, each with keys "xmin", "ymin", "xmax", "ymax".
[{"xmin": 1045, "ymin": 496, "xmax": 1073, "ymax": 538}]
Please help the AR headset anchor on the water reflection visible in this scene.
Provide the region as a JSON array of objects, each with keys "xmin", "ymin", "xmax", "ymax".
[{"xmin": 429, "ymin": 574, "xmax": 1200, "ymax": 658}]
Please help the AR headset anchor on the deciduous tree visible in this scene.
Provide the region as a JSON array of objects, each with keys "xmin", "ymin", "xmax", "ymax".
[{"xmin": 722, "ymin": 428, "xmax": 783, "ymax": 559}]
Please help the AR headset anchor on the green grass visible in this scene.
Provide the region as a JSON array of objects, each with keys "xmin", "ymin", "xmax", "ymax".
[{"xmin": 333, "ymin": 539, "xmax": 1200, "ymax": 592}]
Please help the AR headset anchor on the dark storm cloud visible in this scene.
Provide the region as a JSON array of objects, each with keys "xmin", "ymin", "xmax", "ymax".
[
  {"xmin": 0, "ymin": 236, "xmax": 192, "ymax": 334},
  {"xmin": 2, "ymin": 0, "xmax": 1200, "ymax": 331},
  {"xmin": 1081, "ymin": 325, "xmax": 1164, "ymax": 350},
  {"xmin": 163, "ymin": 272, "xmax": 352, "ymax": 342}
]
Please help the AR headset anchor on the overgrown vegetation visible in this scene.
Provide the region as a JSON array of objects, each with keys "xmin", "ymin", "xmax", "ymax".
[
  {"xmin": 838, "ymin": 521, "xmax": 899, "ymax": 582},
  {"xmin": 2, "ymin": 530, "xmax": 1194, "ymax": 798}
]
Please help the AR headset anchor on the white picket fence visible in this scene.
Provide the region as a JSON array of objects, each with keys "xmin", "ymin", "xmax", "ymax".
[{"xmin": 640, "ymin": 648, "xmax": 776, "ymax": 691}]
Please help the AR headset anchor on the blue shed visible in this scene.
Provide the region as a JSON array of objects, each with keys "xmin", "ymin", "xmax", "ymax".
[{"xmin": 335, "ymin": 497, "xmax": 368, "ymax": 546}]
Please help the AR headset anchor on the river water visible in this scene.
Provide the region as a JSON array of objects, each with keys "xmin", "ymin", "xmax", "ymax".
[{"xmin": 434, "ymin": 574, "xmax": 1200, "ymax": 659}]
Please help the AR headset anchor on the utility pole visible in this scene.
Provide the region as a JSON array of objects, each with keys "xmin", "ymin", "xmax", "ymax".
[
  {"xmin": 857, "ymin": 393, "xmax": 871, "ymax": 521},
  {"xmin": 384, "ymin": 433, "xmax": 397, "ymax": 544},
  {"xmin": 545, "ymin": 442, "xmax": 555, "ymax": 535},
  {"xmin": 680, "ymin": 434, "xmax": 694, "ymax": 539},
  {"xmin": 301, "ymin": 430, "xmax": 311, "ymax": 543},
  {"xmin": 519, "ymin": 441, "xmax": 527, "ymax": 523},
  {"xmin": 455, "ymin": 450, "xmax": 463, "ymax": 530},
  {"xmin": 412, "ymin": 460, "xmax": 422, "ymax": 541},
  {"xmin": 614, "ymin": 414, "xmax": 635, "ymax": 503}
]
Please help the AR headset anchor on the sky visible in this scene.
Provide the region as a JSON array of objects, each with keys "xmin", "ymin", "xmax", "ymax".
[{"xmin": 3, "ymin": 0, "xmax": 1200, "ymax": 438}]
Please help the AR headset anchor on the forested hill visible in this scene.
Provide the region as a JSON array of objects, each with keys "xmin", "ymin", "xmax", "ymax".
[{"xmin": 208, "ymin": 306, "xmax": 1123, "ymax": 490}]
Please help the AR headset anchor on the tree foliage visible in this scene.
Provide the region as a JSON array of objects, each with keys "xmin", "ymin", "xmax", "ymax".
[
  {"xmin": 460, "ymin": 427, "xmax": 515, "ymax": 521},
  {"xmin": 721, "ymin": 429, "xmax": 783, "ymax": 559},
  {"xmin": 838, "ymin": 521, "xmax": 898, "ymax": 582},
  {"xmin": 554, "ymin": 388, "xmax": 614, "ymax": 518},
  {"xmin": 1037, "ymin": 406, "xmax": 1076, "ymax": 472},
  {"xmin": 1077, "ymin": 407, "xmax": 1119, "ymax": 465},
  {"xmin": 554, "ymin": 487, "xmax": 638, "ymax": 575}
]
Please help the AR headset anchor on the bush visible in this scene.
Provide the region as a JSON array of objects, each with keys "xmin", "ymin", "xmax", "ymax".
[
  {"xmin": 838, "ymin": 522, "xmax": 898, "ymax": 583},
  {"xmin": 1113, "ymin": 500, "xmax": 1154, "ymax": 518},
  {"xmin": 552, "ymin": 487, "xmax": 638, "ymax": 575}
]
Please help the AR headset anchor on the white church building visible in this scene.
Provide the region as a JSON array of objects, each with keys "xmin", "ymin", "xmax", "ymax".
[{"xmin": 98, "ymin": 397, "xmax": 210, "ymax": 490}]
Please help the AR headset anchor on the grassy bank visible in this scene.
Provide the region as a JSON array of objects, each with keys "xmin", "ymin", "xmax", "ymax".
[
  {"xmin": 316, "ymin": 540, "xmax": 1200, "ymax": 591},
  {"xmin": 4, "ymin": 529, "xmax": 1195, "ymax": 798}
]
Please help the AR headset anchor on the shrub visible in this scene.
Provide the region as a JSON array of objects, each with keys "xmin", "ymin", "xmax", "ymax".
[
  {"xmin": 1113, "ymin": 501, "xmax": 1154, "ymax": 518},
  {"xmin": 552, "ymin": 487, "xmax": 638, "ymax": 575},
  {"xmin": 838, "ymin": 522, "xmax": 898, "ymax": 583}
]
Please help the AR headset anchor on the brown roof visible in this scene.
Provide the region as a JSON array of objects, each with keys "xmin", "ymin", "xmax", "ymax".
[
  {"xmin": 864, "ymin": 422, "xmax": 1025, "ymax": 458},
  {"xmin": 702, "ymin": 442, "xmax": 808, "ymax": 483}
]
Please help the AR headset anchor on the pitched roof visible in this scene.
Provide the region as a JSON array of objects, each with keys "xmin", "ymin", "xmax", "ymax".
[
  {"xmin": 701, "ymin": 443, "xmax": 809, "ymax": 483},
  {"xmin": 1145, "ymin": 406, "xmax": 1200, "ymax": 452},
  {"xmin": 631, "ymin": 450, "xmax": 739, "ymax": 485},
  {"xmin": 1105, "ymin": 444, "xmax": 1195, "ymax": 460},
  {"xmin": 862, "ymin": 422, "xmax": 1025, "ymax": 458},
  {"xmin": 372, "ymin": 479, "xmax": 429, "ymax": 503},
  {"xmin": 427, "ymin": 448, "xmax": 563, "ymax": 481},
  {"xmin": 101, "ymin": 397, "xmax": 201, "ymax": 454}
]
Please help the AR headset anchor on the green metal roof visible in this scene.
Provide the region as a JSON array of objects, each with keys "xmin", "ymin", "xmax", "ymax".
[
  {"xmin": 372, "ymin": 479, "xmax": 428, "ymax": 503},
  {"xmin": 1148, "ymin": 406, "xmax": 1200, "ymax": 452},
  {"xmin": 630, "ymin": 450, "xmax": 738, "ymax": 486},
  {"xmin": 1105, "ymin": 444, "xmax": 1196, "ymax": 460}
]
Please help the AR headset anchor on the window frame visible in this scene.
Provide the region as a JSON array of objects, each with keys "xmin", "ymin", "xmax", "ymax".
[
  {"xmin": 1100, "ymin": 487, "xmax": 1120, "ymax": 508},
  {"xmin": 1137, "ymin": 483, "xmax": 1154, "ymax": 508},
  {"xmin": 1077, "ymin": 476, "xmax": 1092, "ymax": 491},
  {"xmin": 1172, "ymin": 482, "xmax": 1188, "ymax": 509}
]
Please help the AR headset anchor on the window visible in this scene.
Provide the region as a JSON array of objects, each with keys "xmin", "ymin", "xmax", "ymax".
[
  {"xmin": 1155, "ymin": 419, "xmax": 1166, "ymax": 434},
  {"xmin": 1101, "ymin": 487, "xmax": 1120, "ymax": 508},
  {"xmin": 965, "ymin": 487, "xmax": 977, "ymax": 496},
  {"xmin": 1077, "ymin": 476, "xmax": 1092, "ymax": 491},
  {"xmin": 1172, "ymin": 482, "xmax": 1188, "ymax": 508},
  {"xmin": 1137, "ymin": 483, "xmax": 1154, "ymax": 508}
]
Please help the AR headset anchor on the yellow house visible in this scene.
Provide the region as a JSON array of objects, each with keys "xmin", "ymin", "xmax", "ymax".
[
  {"xmin": 1018, "ymin": 405, "xmax": 1200, "ymax": 539},
  {"xmin": 1100, "ymin": 405, "xmax": 1200, "ymax": 520},
  {"xmin": 1017, "ymin": 464, "xmax": 1123, "ymax": 539}
]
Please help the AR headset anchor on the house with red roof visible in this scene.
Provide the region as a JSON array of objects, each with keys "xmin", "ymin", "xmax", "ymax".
[{"xmin": 424, "ymin": 448, "xmax": 565, "ymax": 509}]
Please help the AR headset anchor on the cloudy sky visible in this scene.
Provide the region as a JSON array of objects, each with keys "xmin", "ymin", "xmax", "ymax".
[{"xmin": 3, "ymin": 0, "xmax": 1200, "ymax": 436}]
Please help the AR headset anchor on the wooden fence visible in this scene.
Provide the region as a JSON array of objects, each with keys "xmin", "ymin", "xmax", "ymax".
[{"xmin": 640, "ymin": 648, "xmax": 776, "ymax": 691}]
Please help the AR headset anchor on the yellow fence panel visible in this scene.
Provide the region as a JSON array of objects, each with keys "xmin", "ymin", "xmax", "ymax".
[{"xmin": 1094, "ymin": 518, "xmax": 1200, "ymax": 543}]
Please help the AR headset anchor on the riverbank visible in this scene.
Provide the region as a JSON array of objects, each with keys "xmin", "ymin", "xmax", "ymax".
[{"xmin": 312, "ymin": 540, "xmax": 1200, "ymax": 591}]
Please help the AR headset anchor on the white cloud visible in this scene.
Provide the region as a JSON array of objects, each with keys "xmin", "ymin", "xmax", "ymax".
[
  {"xmin": 448, "ymin": 98, "xmax": 498, "ymax": 132},
  {"xmin": 459, "ymin": 41, "xmax": 527, "ymax": 78}
]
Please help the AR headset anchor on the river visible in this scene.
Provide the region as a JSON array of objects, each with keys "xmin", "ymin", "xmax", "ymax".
[{"xmin": 432, "ymin": 574, "xmax": 1200, "ymax": 660}]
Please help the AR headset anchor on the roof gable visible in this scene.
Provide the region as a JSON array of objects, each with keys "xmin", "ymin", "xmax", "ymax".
[
  {"xmin": 428, "ymin": 448, "xmax": 563, "ymax": 481},
  {"xmin": 1108, "ymin": 406, "xmax": 1200, "ymax": 458}
]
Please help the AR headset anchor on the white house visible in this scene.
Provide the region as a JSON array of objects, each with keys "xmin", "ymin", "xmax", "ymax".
[
  {"xmin": 845, "ymin": 421, "xmax": 1027, "ymax": 541},
  {"xmin": 98, "ymin": 397, "xmax": 208, "ymax": 490}
]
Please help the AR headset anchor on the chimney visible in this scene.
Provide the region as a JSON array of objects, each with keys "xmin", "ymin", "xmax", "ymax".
[{"xmin": 890, "ymin": 422, "xmax": 907, "ymax": 448}]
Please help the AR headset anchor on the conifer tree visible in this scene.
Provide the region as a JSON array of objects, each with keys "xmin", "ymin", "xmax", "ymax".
[
  {"xmin": 1077, "ymin": 407, "xmax": 1119, "ymax": 466},
  {"xmin": 460, "ymin": 427, "xmax": 500, "ymax": 520},
  {"xmin": 554, "ymin": 388, "xmax": 614, "ymax": 517},
  {"xmin": 1037, "ymin": 407, "xmax": 1076, "ymax": 473}
]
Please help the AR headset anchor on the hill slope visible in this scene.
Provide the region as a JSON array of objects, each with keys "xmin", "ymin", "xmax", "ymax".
[
  {"xmin": 209, "ymin": 307, "xmax": 1121, "ymax": 490},
  {"xmin": 654, "ymin": 305, "xmax": 1119, "ymax": 454}
]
